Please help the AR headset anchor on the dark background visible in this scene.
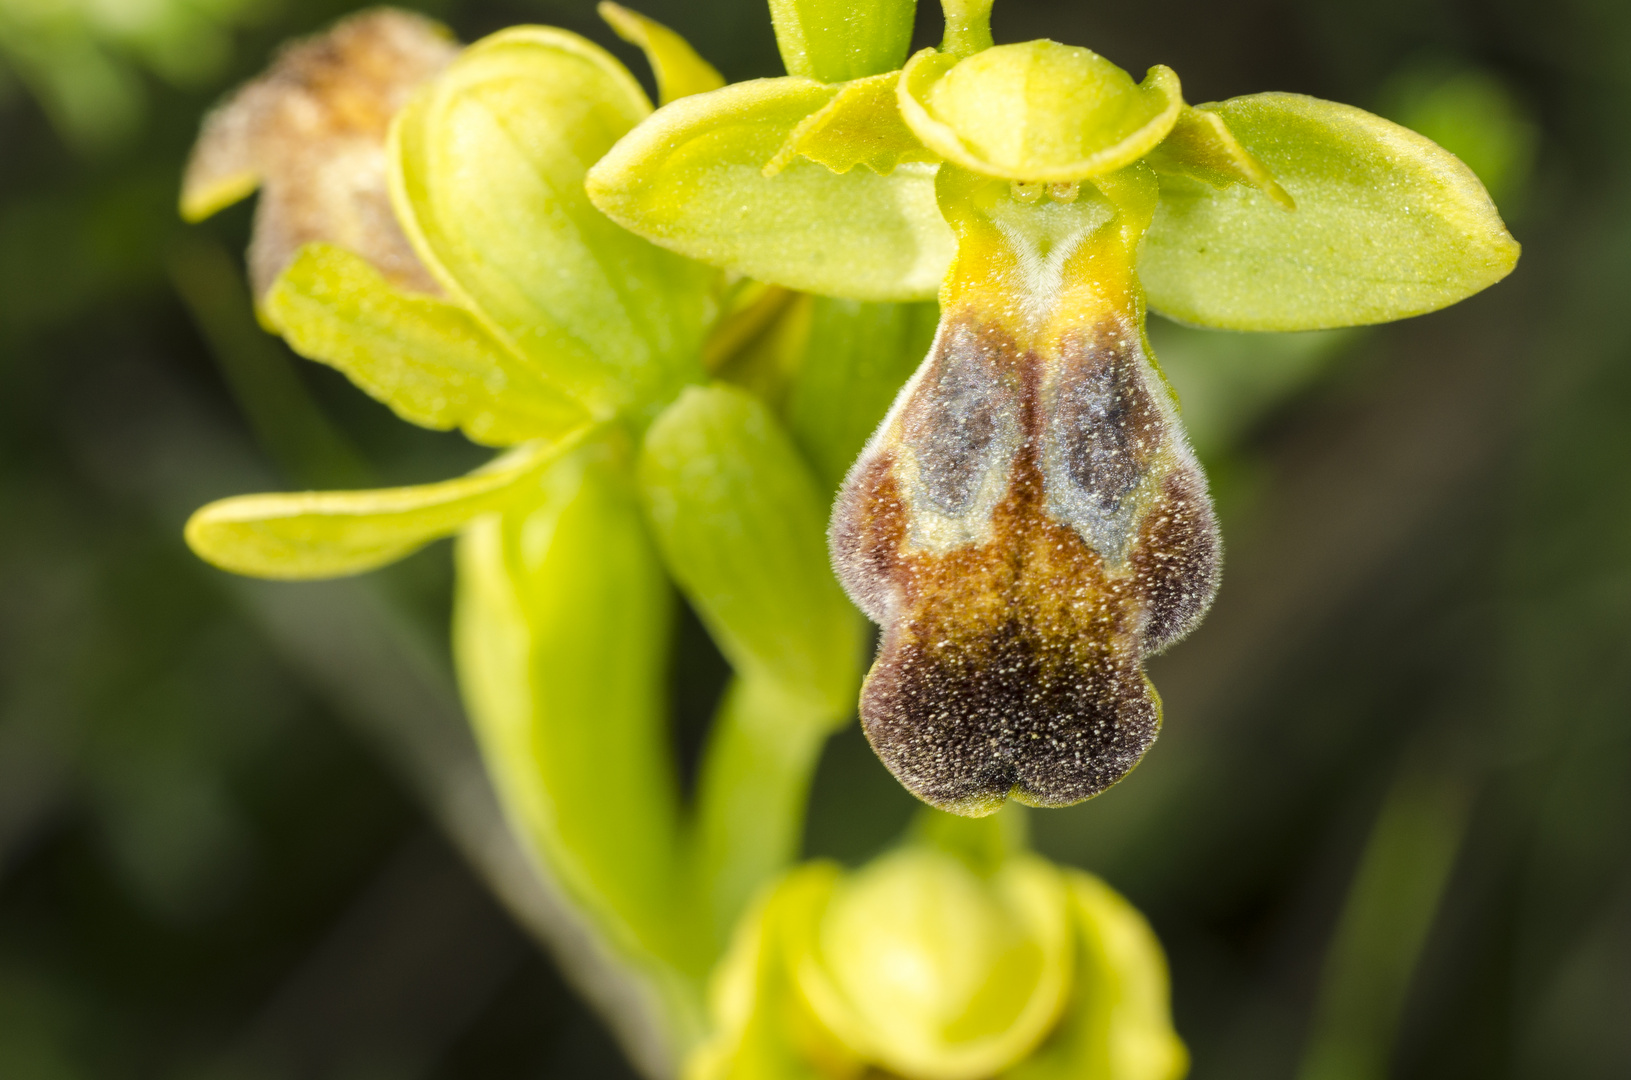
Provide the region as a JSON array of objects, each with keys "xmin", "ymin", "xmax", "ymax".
[{"xmin": 1, "ymin": 0, "xmax": 1625, "ymax": 1076}]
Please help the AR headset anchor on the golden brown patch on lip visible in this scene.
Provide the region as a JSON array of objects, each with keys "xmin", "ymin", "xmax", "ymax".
[{"xmin": 829, "ymin": 312, "xmax": 1218, "ymax": 814}]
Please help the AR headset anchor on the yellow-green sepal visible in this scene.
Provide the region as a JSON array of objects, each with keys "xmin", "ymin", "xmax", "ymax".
[
  {"xmin": 898, "ymin": 43, "xmax": 1182, "ymax": 182},
  {"xmin": 1004, "ymin": 873, "xmax": 1188, "ymax": 1080},
  {"xmin": 455, "ymin": 441, "xmax": 706, "ymax": 1049},
  {"xmin": 1141, "ymin": 92, "xmax": 1520, "ymax": 330},
  {"xmin": 184, "ymin": 436, "xmax": 583, "ymax": 580},
  {"xmin": 587, "ymin": 77, "xmax": 954, "ymax": 301},
  {"xmin": 390, "ymin": 26, "xmax": 715, "ymax": 418},
  {"xmin": 599, "ymin": 2, "xmax": 725, "ymax": 104},
  {"xmin": 263, "ymin": 243, "xmax": 589, "ymax": 446},
  {"xmin": 638, "ymin": 384, "xmax": 863, "ymax": 715},
  {"xmin": 768, "ymin": 0, "xmax": 916, "ymax": 83}
]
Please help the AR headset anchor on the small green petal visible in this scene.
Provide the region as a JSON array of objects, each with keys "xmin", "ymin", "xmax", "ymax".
[
  {"xmin": 264, "ymin": 243, "xmax": 589, "ymax": 446},
  {"xmin": 390, "ymin": 26, "xmax": 714, "ymax": 417},
  {"xmin": 184, "ymin": 437, "xmax": 579, "ymax": 580},
  {"xmin": 768, "ymin": 0, "xmax": 917, "ymax": 83},
  {"xmin": 638, "ymin": 384, "xmax": 862, "ymax": 714},
  {"xmin": 588, "ymin": 77, "xmax": 954, "ymax": 301},
  {"xmin": 599, "ymin": 2, "xmax": 726, "ymax": 104},
  {"xmin": 1146, "ymin": 104, "xmax": 1294, "ymax": 210},
  {"xmin": 1140, "ymin": 92, "xmax": 1520, "ymax": 331},
  {"xmin": 898, "ymin": 44, "xmax": 1183, "ymax": 182},
  {"xmin": 764, "ymin": 70, "xmax": 940, "ymax": 177}
]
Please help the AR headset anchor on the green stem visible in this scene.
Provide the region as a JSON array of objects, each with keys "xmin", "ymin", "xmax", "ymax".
[
  {"xmin": 940, "ymin": 0, "xmax": 994, "ymax": 58},
  {"xmin": 689, "ymin": 674, "xmax": 840, "ymax": 950}
]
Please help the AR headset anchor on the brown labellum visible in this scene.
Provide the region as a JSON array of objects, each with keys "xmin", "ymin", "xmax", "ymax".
[
  {"xmin": 181, "ymin": 8, "xmax": 458, "ymax": 298},
  {"xmin": 830, "ymin": 304, "xmax": 1220, "ymax": 815}
]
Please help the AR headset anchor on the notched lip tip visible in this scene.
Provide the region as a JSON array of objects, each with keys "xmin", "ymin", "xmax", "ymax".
[{"xmin": 916, "ymin": 787, "xmax": 1010, "ymax": 819}]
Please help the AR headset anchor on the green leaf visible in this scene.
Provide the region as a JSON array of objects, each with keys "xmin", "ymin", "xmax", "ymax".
[
  {"xmin": 599, "ymin": 2, "xmax": 725, "ymax": 105},
  {"xmin": 638, "ymin": 384, "xmax": 863, "ymax": 714},
  {"xmin": 390, "ymin": 27, "xmax": 715, "ymax": 418},
  {"xmin": 455, "ymin": 443, "xmax": 708, "ymax": 1042},
  {"xmin": 1003, "ymin": 872, "xmax": 1187, "ymax": 1080},
  {"xmin": 264, "ymin": 243, "xmax": 589, "ymax": 446},
  {"xmin": 768, "ymin": 0, "xmax": 916, "ymax": 82},
  {"xmin": 785, "ymin": 296, "xmax": 938, "ymax": 493},
  {"xmin": 1140, "ymin": 92, "xmax": 1520, "ymax": 331},
  {"xmin": 185, "ymin": 437, "xmax": 580, "ymax": 580},
  {"xmin": 586, "ymin": 77, "xmax": 954, "ymax": 302},
  {"xmin": 898, "ymin": 44, "xmax": 1182, "ymax": 182}
]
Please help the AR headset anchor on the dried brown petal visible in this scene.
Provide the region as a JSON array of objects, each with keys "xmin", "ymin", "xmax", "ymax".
[{"xmin": 181, "ymin": 8, "xmax": 458, "ymax": 298}]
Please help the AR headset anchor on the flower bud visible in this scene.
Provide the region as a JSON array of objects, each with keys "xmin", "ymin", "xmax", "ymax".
[{"xmin": 688, "ymin": 833, "xmax": 1186, "ymax": 1080}]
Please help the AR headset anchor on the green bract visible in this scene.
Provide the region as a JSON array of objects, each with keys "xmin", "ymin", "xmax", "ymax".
[
  {"xmin": 688, "ymin": 812, "xmax": 1187, "ymax": 1080},
  {"xmin": 639, "ymin": 385, "xmax": 862, "ymax": 713}
]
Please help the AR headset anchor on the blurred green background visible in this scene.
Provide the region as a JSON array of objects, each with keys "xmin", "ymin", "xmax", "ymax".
[{"xmin": 0, "ymin": 0, "xmax": 1623, "ymax": 1077}]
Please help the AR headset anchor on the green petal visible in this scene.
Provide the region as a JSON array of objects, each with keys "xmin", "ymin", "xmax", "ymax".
[
  {"xmin": 599, "ymin": 2, "xmax": 725, "ymax": 104},
  {"xmin": 456, "ymin": 444, "xmax": 706, "ymax": 1043},
  {"xmin": 768, "ymin": 0, "xmax": 916, "ymax": 83},
  {"xmin": 785, "ymin": 296, "xmax": 938, "ymax": 493},
  {"xmin": 764, "ymin": 70, "xmax": 939, "ymax": 177},
  {"xmin": 898, "ymin": 44, "xmax": 1182, "ymax": 182},
  {"xmin": 264, "ymin": 243, "xmax": 589, "ymax": 446},
  {"xmin": 390, "ymin": 26, "xmax": 715, "ymax": 417},
  {"xmin": 639, "ymin": 384, "xmax": 863, "ymax": 714},
  {"xmin": 184, "ymin": 437, "xmax": 578, "ymax": 580},
  {"xmin": 587, "ymin": 77, "xmax": 954, "ymax": 302},
  {"xmin": 1003, "ymin": 872, "xmax": 1187, "ymax": 1080},
  {"xmin": 1140, "ymin": 92, "xmax": 1520, "ymax": 331},
  {"xmin": 1146, "ymin": 104, "xmax": 1294, "ymax": 210}
]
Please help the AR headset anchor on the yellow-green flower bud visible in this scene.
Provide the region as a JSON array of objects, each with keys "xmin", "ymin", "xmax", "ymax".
[{"xmin": 689, "ymin": 830, "xmax": 1187, "ymax": 1080}]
